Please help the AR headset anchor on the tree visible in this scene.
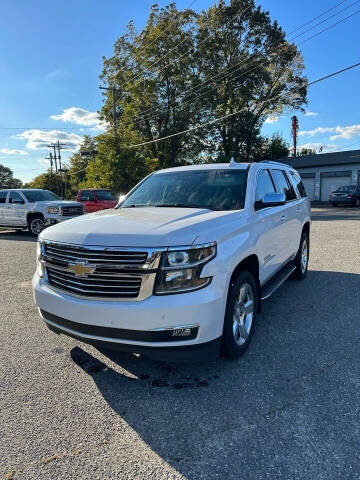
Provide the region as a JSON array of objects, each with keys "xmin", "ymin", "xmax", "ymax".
[
  {"xmin": 257, "ymin": 132, "xmax": 290, "ymax": 161},
  {"xmin": 194, "ymin": 0, "xmax": 307, "ymax": 161},
  {"xmin": 67, "ymin": 135, "xmax": 98, "ymax": 197},
  {"xmin": 82, "ymin": 132, "xmax": 157, "ymax": 195},
  {"xmin": 0, "ymin": 164, "xmax": 22, "ymax": 189},
  {"xmin": 298, "ymin": 147, "xmax": 316, "ymax": 156},
  {"xmin": 23, "ymin": 170, "xmax": 58, "ymax": 192},
  {"xmin": 99, "ymin": 0, "xmax": 307, "ymax": 167}
]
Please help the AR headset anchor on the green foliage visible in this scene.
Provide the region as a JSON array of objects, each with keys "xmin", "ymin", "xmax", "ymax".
[
  {"xmin": 99, "ymin": 0, "xmax": 307, "ymax": 167},
  {"xmin": 0, "ymin": 164, "xmax": 22, "ymax": 188},
  {"xmin": 81, "ymin": 132, "xmax": 157, "ymax": 195},
  {"xmin": 298, "ymin": 147, "xmax": 316, "ymax": 156},
  {"xmin": 257, "ymin": 132, "xmax": 290, "ymax": 161},
  {"xmin": 23, "ymin": 170, "xmax": 58, "ymax": 192},
  {"xmin": 66, "ymin": 135, "xmax": 98, "ymax": 197}
]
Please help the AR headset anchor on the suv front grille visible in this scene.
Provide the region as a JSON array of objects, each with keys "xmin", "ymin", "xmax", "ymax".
[
  {"xmin": 42, "ymin": 242, "xmax": 162, "ymax": 301},
  {"xmin": 60, "ymin": 206, "xmax": 83, "ymax": 216},
  {"xmin": 47, "ymin": 266, "xmax": 142, "ymax": 298},
  {"xmin": 44, "ymin": 243, "xmax": 148, "ymax": 266}
]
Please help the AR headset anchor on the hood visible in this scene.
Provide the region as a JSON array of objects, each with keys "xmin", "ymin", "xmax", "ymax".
[
  {"xmin": 40, "ymin": 206, "xmax": 243, "ymax": 247},
  {"xmin": 34, "ymin": 200, "xmax": 82, "ymax": 208}
]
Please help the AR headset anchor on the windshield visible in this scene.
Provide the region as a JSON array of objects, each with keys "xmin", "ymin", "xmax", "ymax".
[
  {"xmin": 336, "ymin": 186, "xmax": 355, "ymax": 192},
  {"xmin": 120, "ymin": 169, "xmax": 248, "ymax": 211},
  {"xmin": 22, "ymin": 190, "xmax": 60, "ymax": 202},
  {"xmin": 96, "ymin": 190, "xmax": 115, "ymax": 201}
]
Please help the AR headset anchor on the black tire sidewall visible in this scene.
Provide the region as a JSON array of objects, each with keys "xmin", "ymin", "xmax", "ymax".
[
  {"xmin": 222, "ymin": 271, "xmax": 258, "ymax": 359},
  {"xmin": 294, "ymin": 232, "xmax": 309, "ymax": 280}
]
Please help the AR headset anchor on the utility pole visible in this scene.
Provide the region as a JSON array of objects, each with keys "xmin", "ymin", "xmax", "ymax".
[
  {"xmin": 291, "ymin": 116, "xmax": 299, "ymax": 157},
  {"xmin": 99, "ymin": 84, "xmax": 121, "ymax": 130},
  {"xmin": 48, "ymin": 141, "xmax": 66, "ymax": 198},
  {"xmin": 45, "ymin": 153, "xmax": 53, "ymax": 174}
]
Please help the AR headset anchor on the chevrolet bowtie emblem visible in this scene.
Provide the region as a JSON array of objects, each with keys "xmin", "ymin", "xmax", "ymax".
[{"xmin": 67, "ymin": 262, "xmax": 96, "ymax": 277}]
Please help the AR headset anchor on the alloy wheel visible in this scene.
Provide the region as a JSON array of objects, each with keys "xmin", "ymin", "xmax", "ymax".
[
  {"xmin": 31, "ymin": 218, "xmax": 45, "ymax": 235},
  {"xmin": 232, "ymin": 282, "xmax": 254, "ymax": 346},
  {"xmin": 301, "ymin": 237, "xmax": 308, "ymax": 274}
]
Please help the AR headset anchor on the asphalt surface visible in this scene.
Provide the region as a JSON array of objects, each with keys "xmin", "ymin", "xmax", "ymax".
[{"xmin": 1, "ymin": 206, "xmax": 359, "ymax": 480}]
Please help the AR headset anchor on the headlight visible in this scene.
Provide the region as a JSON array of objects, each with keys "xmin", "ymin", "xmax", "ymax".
[
  {"xmin": 46, "ymin": 207, "xmax": 59, "ymax": 214},
  {"xmin": 154, "ymin": 242, "xmax": 216, "ymax": 294},
  {"xmin": 36, "ymin": 242, "xmax": 43, "ymax": 277}
]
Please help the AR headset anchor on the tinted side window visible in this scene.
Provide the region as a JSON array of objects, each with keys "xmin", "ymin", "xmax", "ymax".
[
  {"xmin": 290, "ymin": 171, "xmax": 307, "ymax": 198},
  {"xmin": 81, "ymin": 190, "xmax": 95, "ymax": 201},
  {"xmin": 271, "ymin": 170, "xmax": 296, "ymax": 201},
  {"xmin": 255, "ymin": 169, "xmax": 276, "ymax": 208},
  {"xmin": 0, "ymin": 191, "xmax": 8, "ymax": 203},
  {"xmin": 9, "ymin": 191, "xmax": 24, "ymax": 203}
]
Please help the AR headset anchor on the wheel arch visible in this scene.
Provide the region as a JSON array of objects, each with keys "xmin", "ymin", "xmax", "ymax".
[
  {"xmin": 302, "ymin": 221, "xmax": 310, "ymax": 237},
  {"xmin": 228, "ymin": 254, "xmax": 261, "ymax": 312},
  {"xmin": 27, "ymin": 211, "xmax": 44, "ymax": 224}
]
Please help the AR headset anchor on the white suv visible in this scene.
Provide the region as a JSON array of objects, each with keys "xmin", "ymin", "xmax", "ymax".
[
  {"xmin": 33, "ymin": 162, "xmax": 311, "ymax": 362},
  {"xmin": 0, "ymin": 189, "xmax": 84, "ymax": 236}
]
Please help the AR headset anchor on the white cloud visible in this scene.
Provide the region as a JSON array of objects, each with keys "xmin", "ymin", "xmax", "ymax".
[
  {"xmin": 265, "ymin": 115, "xmax": 280, "ymax": 124},
  {"xmin": 299, "ymin": 127, "xmax": 335, "ymax": 137},
  {"xmin": 298, "ymin": 143, "xmax": 338, "ymax": 153},
  {"xmin": 16, "ymin": 130, "xmax": 83, "ymax": 150},
  {"xmin": 303, "ymin": 111, "xmax": 318, "ymax": 117},
  {"xmin": 50, "ymin": 107, "xmax": 106, "ymax": 130},
  {"xmin": 0, "ymin": 148, "xmax": 28, "ymax": 155},
  {"xmin": 330, "ymin": 124, "xmax": 360, "ymax": 140}
]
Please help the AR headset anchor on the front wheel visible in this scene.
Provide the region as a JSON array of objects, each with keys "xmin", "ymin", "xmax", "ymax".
[
  {"xmin": 293, "ymin": 232, "xmax": 309, "ymax": 281},
  {"xmin": 28, "ymin": 215, "xmax": 45, "ymax": 237},
  {"xmin": 222, "ymin": 271, "xmax": 258, "ymax": 359}
]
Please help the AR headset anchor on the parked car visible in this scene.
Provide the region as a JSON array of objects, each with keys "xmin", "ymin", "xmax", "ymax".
[
  {"xmin": 0, "ymin": 189, "xmax": 84, "ymax": 236},
  {"xmin": 330, "ymin": 185, "xmax": 360, "ymax": 207},
  {"xmin": 33, "ymin": 161, "xmax": 311, "ymax": 363},
  {"xmin": 77, "ymin": 189, "xmax": 117, "ymax": 213}
]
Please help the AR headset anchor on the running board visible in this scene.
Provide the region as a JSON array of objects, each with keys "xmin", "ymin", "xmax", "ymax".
[{"xmin": 261, "ymin": 263, "xmax": 296, "ymax": 301}]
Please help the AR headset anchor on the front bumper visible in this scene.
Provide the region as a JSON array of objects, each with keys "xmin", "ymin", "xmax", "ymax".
[
  {"xmin": 330, "ymin": 197, "xmax": 354, "ymax": 205},
  {"xmin": 33, "ymin": 272, "xmax": 227, "ymax": 362}
]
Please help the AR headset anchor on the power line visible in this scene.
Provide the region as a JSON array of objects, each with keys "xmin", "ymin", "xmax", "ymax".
[
  {"xmin": 308, "ymin": 61, "xmax": 360, "ymax": 85},
  {"xmin": 128, "ymin": 63, "xmax": 360, "ymax": 149},
  {"xmin": 128, "ymin": 0, "xmax": 360, "ymax": 126},
  {"xmin": 120, "ymin": 2, "xmax": 252, "ymax": 90}
]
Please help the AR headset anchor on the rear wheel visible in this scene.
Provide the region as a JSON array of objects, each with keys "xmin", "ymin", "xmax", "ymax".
[
  {"xmin": 293, "ymin": 232, "xmax": 309, "ymax": 281},
  {"xmin": 222, "ymin": 271, "xmax": 257, "ymax": 359},
  {"xmin": 28, "ymin": 215, "xmax": 45, "ymax": 237}
]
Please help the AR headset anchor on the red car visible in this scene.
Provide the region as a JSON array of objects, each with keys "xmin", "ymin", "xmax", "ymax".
[{"xmin": 77, "ymin": 189, "xmax": 118, "ymax": 213}]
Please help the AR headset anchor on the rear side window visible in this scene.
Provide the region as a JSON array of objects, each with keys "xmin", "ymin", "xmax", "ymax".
[
  {"xmin": 9, "ymin": 191, "xmax": 24, "ymax": 203},
  {"xmin": 271, "ymin": 170, "xmax": 297, "ymax": 201},
  {"xmin": 80, "ymin": 190, "xmax": 96, "ymax": 201},
  {"xmin": 290, "ymin": 171, "xmax": 307, "ymax": 198},
  {"xmin": 0, "ymin": 191, "xmax": 7, "ymax": 203},
  {"xmin": 255, "ymin": 169, "xmax": 276, "ymax": 205}
]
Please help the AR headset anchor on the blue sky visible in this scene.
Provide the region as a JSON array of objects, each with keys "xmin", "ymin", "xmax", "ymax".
[{"xmin": 1, "ymin": 0, "xmax": 360, "ymax": 182}]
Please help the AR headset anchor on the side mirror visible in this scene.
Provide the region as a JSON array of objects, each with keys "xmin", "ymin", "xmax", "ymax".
[{"xmin": 262, "ymin": 193, "xmax": 286, "ymax": 207}]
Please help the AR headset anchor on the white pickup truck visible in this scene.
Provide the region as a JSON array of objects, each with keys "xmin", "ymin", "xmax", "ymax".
[
  {"xmin": 0, "ymin": 189, "xmax": 84, "ymax": 236},
  {"xmin": 33, "ymin": 161, "xmax": 311, "ymax": 362}
]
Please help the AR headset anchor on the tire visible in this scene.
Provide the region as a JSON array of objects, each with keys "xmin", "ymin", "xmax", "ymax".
[
  {"xmin": 331, "ymin": 203, "xmax": 338, "ymax": 207},
  {"xmin": 221, "ymin": 271, "xmax": 258, "ymax": 359},
  {"xmin": 355, "ymin": 198, "xmax": 360, "ymax": 208},
  {"xmin": 28, "ymin": 214, "xmax": 45, "ymax": 237},
  {"xmin": 293, "ymin": 232, "xmax": 309, "ymax": 281}
]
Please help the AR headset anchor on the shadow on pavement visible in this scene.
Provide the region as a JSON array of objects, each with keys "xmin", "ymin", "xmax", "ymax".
[
  {"xmin": 311, "ymin": 206, "xmax": 360, "ymax": 221},
  {"xmin": 69, "ymin": 269, "xmax": 360, "ymax": 478},
  {"xmin": 0, "ymin": 229, "xmax": 36, "ymax": 242}
]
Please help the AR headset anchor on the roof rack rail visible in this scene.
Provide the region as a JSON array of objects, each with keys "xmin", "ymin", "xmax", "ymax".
[{"xmin": 259, "ymin": 160, "xmax": 290, "ymax": 167}]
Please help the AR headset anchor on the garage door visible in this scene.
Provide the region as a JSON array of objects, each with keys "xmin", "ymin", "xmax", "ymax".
[
  {"xmin": 320, "ymin": 175, "xmax": 352, "ymax": 202},
  {"xmin": 302, "ymin": 177, "xmax": 315, "ymax": 201}
]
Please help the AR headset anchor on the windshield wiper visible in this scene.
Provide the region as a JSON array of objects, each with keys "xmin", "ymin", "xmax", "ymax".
[{"xmin": 155, "ymin": 203, "xmax": 220, "ymax": 211}]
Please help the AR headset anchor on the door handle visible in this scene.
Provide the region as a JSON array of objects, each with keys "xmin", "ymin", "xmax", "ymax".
[
  {"xmin": 280, "ymin": 215, "xmax": 287, "ymax": 222},
  {"xmin": 296, "ymin": 207, "xmax": 302, "ymax": 213}
]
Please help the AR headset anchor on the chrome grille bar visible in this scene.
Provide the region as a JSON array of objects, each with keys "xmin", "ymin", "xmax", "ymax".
[{"xmin": 41, "ymin": 240, "xmax": 164, "ymax": 301}]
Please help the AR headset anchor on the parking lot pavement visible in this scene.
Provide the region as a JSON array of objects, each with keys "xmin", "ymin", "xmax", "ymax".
[{"xmin": 1, "ymin": 206, "xmax": 359, "ymax": 480}]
